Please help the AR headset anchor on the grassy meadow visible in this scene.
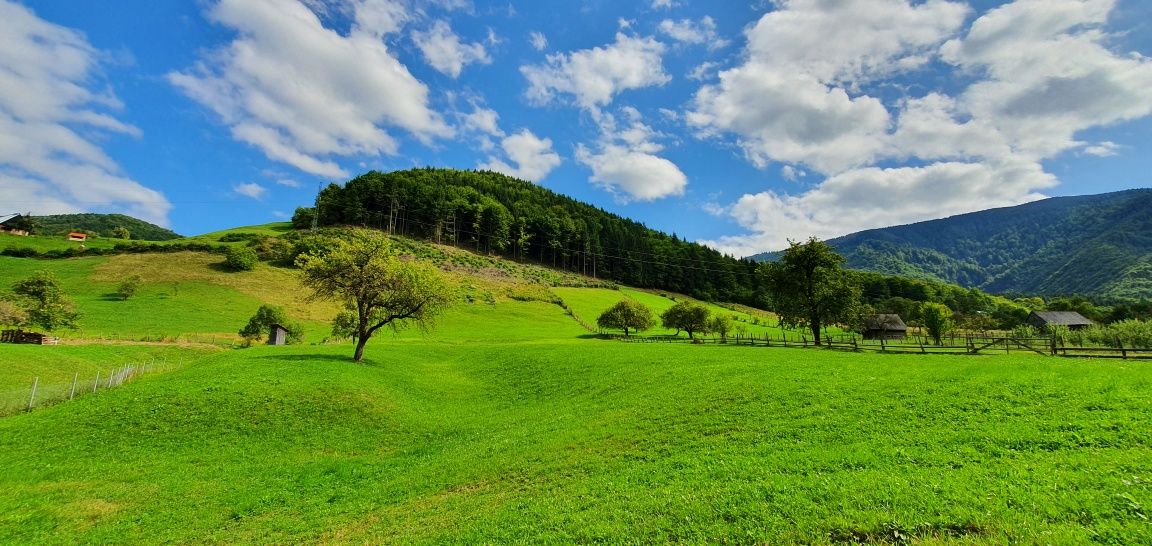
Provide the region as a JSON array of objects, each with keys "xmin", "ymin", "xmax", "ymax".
[{"xmin": 1, "ymin": 234, "xmax": 1151, "ymax": 543}]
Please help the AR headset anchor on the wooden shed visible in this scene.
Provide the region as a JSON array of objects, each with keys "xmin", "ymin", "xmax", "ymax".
[
  {"xmin": 268, "ymin": 324, "xmax": 289, "ymax": 346},
  {"xmin": 862, "ymin": 314, "xmax": 907, "ymax": 340},
  {"xmin": 1027, "ymin": 311, "xmax": 1094, "ymax": 331}
]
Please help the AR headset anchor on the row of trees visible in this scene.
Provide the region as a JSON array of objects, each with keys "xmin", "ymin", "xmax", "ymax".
[{"xmin": 596, "ymin": 300, "xmax": 732, "ymax": 341}]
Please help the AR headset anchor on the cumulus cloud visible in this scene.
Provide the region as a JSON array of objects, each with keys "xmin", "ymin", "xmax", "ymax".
[
  {"xmin": 576, "ymin": 107, "xmax": 687, "ymax": 201},
  {"xmin": 169, "ymin": 0, "xmax": 451, "ymax": 179},
  {"xmin": 413, "ymin": 19, "xmax": 491, "ymax": 78},
  {"xmin": 940, "ymin": 0, "xmax": 1152, "ymax": 159},
  {"xmin": 657, "ymin": 16, "xmax": 728, "ymax": 50},
  {"xmin": 694, "ymin": 0, "xmax": 1152, "ymax": 256},
  {"xmin": 233, "ymin": 182, "xmax": 267, "ymax": 199},
  {"xmin": 479, "ymin": 129, "xmax": 561, "ymax": 182},
  {"xmin": 521, "ymin": 33, "xmax": 670, "ymax": 112},
  {"xmin": 701, "ymin": 159, "xmax": 1056, "ymax": 256},
  {"xmin": 0, "ymin": 0, "xmax": 171, "ymax": 225}
]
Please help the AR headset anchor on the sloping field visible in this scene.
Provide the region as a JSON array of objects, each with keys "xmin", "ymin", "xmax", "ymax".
[{"xmin": 0, "ymin": 342, "xmax": 1149, "ymax": 544}]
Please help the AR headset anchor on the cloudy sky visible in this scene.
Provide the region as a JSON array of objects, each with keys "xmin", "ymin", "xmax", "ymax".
[{"xmin": 3, "ymin": 0, "xmax": 1152, "ymax": 256}]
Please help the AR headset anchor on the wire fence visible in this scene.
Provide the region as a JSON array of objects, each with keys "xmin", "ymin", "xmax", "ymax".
[{"xmin": 0, "ymin": 358, "xmax": 174, "ymax": 417}]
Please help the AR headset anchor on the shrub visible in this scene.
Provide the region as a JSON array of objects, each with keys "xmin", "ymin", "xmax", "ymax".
[
  {"xmin": 223, "ymin": 246, "xmax": 258, "ymax": 272},
  {"xmin": 239, "ymin": 304, "xmax": 303, "ymax": 345},
  {"xmin": 116, "ymin": 275, "xmax": 143, "ymax": 300}
]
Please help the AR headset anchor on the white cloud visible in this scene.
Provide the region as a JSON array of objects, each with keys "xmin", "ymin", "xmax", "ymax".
[
  {"xmin": 233, "ymin": 182, "xmax": 268, "ymax": 200},
  {"xmin": 688, "ymin": 0, "xmax": 968, "ymax": 174},
  {"xmin": 657, "ymin": 16, "xmax": 728, "ymax": 50},
  {"xmin": 576, "ymin": 108, "xmax": 687, "ymax": 201},
  {"xmin": 461, "ymin": 104, "xmax": 503, "ymax": 137},
  {"xmin": 701, "ymin": 159, "xmax": 1056, "ymax": 256},
  {"xmin": 529, "ymin": 31, "xmax": 547, "ymax": 51},
  {"xmin": 479, "ymin": 129, "xmax": 561, "ymax": 182},
  {"xmin": 521, "ymin": 33, "xmax": 670, "ymax": 112},
  {"xmin": 780, "ymin": 165, "xmax": 804, "ymax": 182},
  {"xmin": 412, "ymin": 19, "xmax": 491, "ymax": 78},
  {"xmin": 274, "ymin": 178, "xmax": 301, "ymax": 188},
  {"xmin": 687, "ymin": 61, "xmax": 718, "ymax": 81},
  {"xmin": 0, "ymin": 0, "xmax": 171, "ymax": 225},
  {"xmin": 651, "ymin": 0, "xmax": 674, "ymax": 8},
  {"xmin": 169, "ymin": 0, "xmax": 451, "ymax": 179},
  {"xmin": 941, "ymin": 0, "xmax": 1152, "ymax": 159},
  {"xmin": 1083, "ymin": 141, "xmax": 1120, "ymax": 157},
  {"xmin": 693, "ymin": 0, "xmax": 1152, "ymax": 256}
]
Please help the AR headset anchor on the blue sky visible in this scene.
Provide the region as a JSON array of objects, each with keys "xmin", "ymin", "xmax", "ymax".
[{"xmin": 3, "ymin": 0, "xmax": 1152, "ymax": 256}]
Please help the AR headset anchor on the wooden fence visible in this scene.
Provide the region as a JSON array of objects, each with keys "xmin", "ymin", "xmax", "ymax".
[{"xmin": 614, "ymin": 332, "xmax": 1152, "ymax": 359}]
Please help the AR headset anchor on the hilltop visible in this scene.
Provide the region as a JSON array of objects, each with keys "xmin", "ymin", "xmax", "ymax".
[
  {"xmin": 750, "ymin": 189, "xmax": 1152, "ymax": 301},
  {"xmin": 5, "ymin": 213, "xmax": 182, "ymax": 241}
]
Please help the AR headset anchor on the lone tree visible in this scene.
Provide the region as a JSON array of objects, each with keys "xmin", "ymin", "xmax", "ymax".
[
  {"xmin": 708, "ymin": 313, "xmax": 733, "ymax": 342},
  {"xmin": 239, "ymin": 304, "xmax": 303, "ymax": 346},
  {"xmin": 661, "ymin": 301, "xmax": 710, "ymax": 340},
  {"xmin": 116, "ymin": 274, "xmax": 143, "ymax": 300},
  {"xmin": 597, "ymin": 300, "xmax": 653, "ymax": 337},
  {"xmin": 920, "ymin": 302, "xmax": 954, "ymax": 345},
  {"xmin": 11, "ymin": 271, "xmax": 79, "ymax": 331},
  {"xmin": 297, "ymin": 229, "xmax": 454, "ymax": 361},
  {"xmin": 761, "ymin": 237, "xmax": 860, "ymax": 346}
]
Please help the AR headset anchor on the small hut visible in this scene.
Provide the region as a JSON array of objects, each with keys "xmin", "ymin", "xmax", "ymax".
[
  {"xmin": 1027, "ymin": 311, "xmax": 1094, "ymax": 331},
  {"xmin": 67, "ymin": 232, "xmax": 88, "ymax": 242},
  {"xmin": 862, "ymin": 314, "xmax": 907, "ymax": 340},
  {"xmin": 268, "ymin": 324, "xmax": 289, "ymax": 346}
]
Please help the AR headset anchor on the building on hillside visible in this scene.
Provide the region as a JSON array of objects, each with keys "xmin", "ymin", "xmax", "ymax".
[
  {"xmin": 0, "ymin": 215, "xmax": 30, "ymax": 236},
  {"xmin": 67, "ymin": 232, "xmax": 88, "ymax": 242},
  {"xmin": 862, "ymin": 314, "xmax": 907, "ymax": 340},
  {"xmin": 268, "ymin": 324, "xmax": 290, "ymax": 346},
  {"xmin": 1026, "ymin": 311, "xmax": 1094, "ymax": 331}
]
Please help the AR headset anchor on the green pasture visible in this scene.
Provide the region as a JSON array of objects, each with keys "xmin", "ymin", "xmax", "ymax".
[
  {"xmin": 1, "ymin": 342, "xmax": 1149, "ymax": 544},
  {"xmin": 555, "ymin": 286, "xmax": 799, "ymax": 338}
]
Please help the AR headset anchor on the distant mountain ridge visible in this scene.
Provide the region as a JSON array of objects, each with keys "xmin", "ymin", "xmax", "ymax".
[{"xmin": 750, "ymin": 189, "xmax": 1152, "ymax": 301}]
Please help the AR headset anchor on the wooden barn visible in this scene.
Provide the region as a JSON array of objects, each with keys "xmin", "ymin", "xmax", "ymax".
[
  {"xmin": 862, "ymin": 314, "xmax": 907, "ymax": 340},
  {"xmin": 268, "ymin": 324, "xmax": 290, "ymax": 346},
  {"xmin": 1, "ymin": 329, "xmax": 60, "ymax": 345},
  {"xmin": 1027, "ymin": 311, "xmax": 1094, "ymax": 331}
]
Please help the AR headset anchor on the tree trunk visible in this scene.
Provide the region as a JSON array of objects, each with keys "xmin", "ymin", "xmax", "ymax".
[
  {"xmin": 353, "ymin": 334, "xmax": 370, "ymax": 361},
  {"xmin": 810, "ymin": 320, "xmax": 822, "ymax": 346}
]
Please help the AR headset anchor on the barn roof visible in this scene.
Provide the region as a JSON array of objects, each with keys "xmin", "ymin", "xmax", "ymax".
[
  {"xmin": 1029, "ymin": 311, "xmax": 1094, "ymax": 327},
  {"xmin": 863, "ymin": 314, "xmax": 907, "ymax": 331}
]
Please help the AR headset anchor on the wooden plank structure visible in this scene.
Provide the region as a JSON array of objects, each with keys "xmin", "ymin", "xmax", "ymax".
[{"xmin": 1, "ymin": 329, "xmax": 60, "ymax": 345}]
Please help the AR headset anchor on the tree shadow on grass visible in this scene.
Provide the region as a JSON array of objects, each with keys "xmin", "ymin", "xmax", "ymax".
[
  {"xmin": 254, "ymin": 353, "xmax": 390, "ymax": 366},
  {"xmin": 98, "ymin": 293, "xmax": 126, "ymax": 301}
]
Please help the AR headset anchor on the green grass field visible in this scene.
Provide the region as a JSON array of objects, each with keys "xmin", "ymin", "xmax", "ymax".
[
  {"xmin": 0, "ymin": 341, "xmax": 1149, "ymax": 544},
  {"xmin": 2, "ymin": 235, "xmax": 1151, "ymax": 543}
]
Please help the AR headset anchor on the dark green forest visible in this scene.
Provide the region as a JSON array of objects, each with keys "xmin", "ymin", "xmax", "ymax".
[
  {"xmin": 5, "ymin": 213, "xmax": 182, "ymax": 241},
  {"xmin": 296, "ymin": 168, "xmax": 1037, "ymax": 326}
]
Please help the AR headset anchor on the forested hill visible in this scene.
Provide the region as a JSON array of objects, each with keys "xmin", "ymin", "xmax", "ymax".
[
  {"xmin": 13, "ymin": 213, "xmax": 182, "ymax": 241},
  {"xmin": 752, "ymin": 189, "xmax": 1152, "ymax": 302},
  {"xmin": 301, "ymin": 168, "xmax": 764, "ymax": 305}
]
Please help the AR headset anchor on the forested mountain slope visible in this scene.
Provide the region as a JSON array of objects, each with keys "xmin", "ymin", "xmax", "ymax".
[
  {"xmin": 752, "ymin": 189, "xmax": 1152, "ymax": 301},
  {"xmin": 6, "ymin": 213, "xmax": 182, "ymax": 241}
]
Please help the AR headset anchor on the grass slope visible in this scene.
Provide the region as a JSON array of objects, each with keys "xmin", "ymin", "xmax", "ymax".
[{"xmin": 1, "ymin": 342, "xmax": 1149, "ymax": 544}]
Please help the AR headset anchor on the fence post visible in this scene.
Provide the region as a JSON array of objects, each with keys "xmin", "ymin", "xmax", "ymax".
[
  {"xmin": 27, "ymin": 377, "xmax": 38, "ymax": 412},
  {"xmin": 69, "ymin": 372, "xmax": 78, "ymax": 400},
  {"xmin": 93, "ymin": 371, "xmax": 101, "ymax": 393}
]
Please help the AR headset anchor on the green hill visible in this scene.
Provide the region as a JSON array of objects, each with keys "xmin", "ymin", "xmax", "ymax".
[
  {"xmin": 751, "ymin": 189, "xmax": 1152, "ymax": 302},
  {"xmin": 2, "ymin": 226, "xmax": 1151, "ymax": 543},
  {"xmin": 13, "ymin": 213, "xmax": 182, "ymax": 240}
]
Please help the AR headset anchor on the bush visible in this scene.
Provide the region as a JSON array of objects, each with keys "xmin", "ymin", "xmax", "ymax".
[
  {"xmin": 116, "ymin": 275, "xmax": 143, "ymax": 300},
  {"xmin": 223, "ymin": 246, "xmax": 258, "ymax": 272}
]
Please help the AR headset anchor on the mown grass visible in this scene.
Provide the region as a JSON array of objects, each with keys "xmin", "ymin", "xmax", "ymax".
[
  {"xmin": 0, "ymin": 344, "xmax": 218, "ymax": 414},
  {"xmin": 1, "ymin": 232, "xmax": 125, "ymax": 252},
  {"xmin": 0, "ymin": 342, "xmax": 1148, "ymax": 544}
]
